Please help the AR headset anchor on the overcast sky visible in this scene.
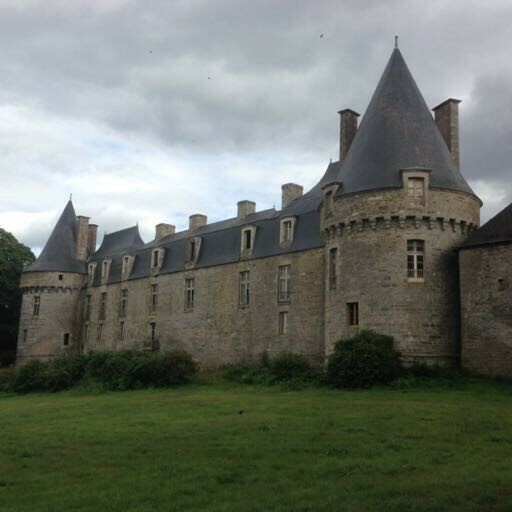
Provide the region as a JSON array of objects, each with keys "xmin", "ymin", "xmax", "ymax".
[{"xmin": 1, "ymin": 0, "xmax": 511, "ymax": 254}]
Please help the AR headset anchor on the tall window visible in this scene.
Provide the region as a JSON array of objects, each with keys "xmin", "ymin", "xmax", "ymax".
[
  {"xmin": 88, "ymin": 264, "xmax": 95, "ymax": 283},
  {"xmin": 278, "ymin": 311, "xmax": 288, "ymax": 335},
  {"xmin": 407, "ymin": 177, "xmax": 425, "ymax": 206},
  {"xmin": 239, "ymin": 271, "xmax": 250, "ymax": 306},
  {"xmin": 23, "ymin": 329, "xmax": 28, "ymax": 343},
  {"xmin": 63, "ymin": 333, "xmax": 70, "ymax": 346},
  {"xmin": 99, "ymin": 292, "xmax": 107, "ymax": 320},
  {"xmin": 152, "ymin": 250, "xmax": 159, "ymax": 268},
  {"xmin": 329, "ymin": 248, "xmax": 337, "ymax": 289},
  {"xmin": 120, "ymin": 289, "xmax": 128, "ymax": 317},
  {"xmin": 33, "ymin": 296, "xmax": 40, "ymax": 316},
  {"xmin": 278, "ymin": 265, "xmax": 291, "ymax": 302},
  {"xmin": 189, "ymin": 239, "xmax": 196, "ymax": 261},
  {"xmin": 102, "ymin": 260, "xmax": 110, "ymax": 280},
  {"xmin": 347, "ymin": 302, "xmax": 359, "ymax": 326},
  {"xmin": 150, "ymin": 284, "xmax": 158, "ymax": 313},
  {"xmin": 85, "ymin": 295, "xmax": 91, "ymax": 320},
  {"xmin": 185, "ymin": 278, "xmax": 194, "ymax": 312},
  {"xmin": 407, "ymin": 240, "xmax": 425, "ymax": 280},
  {"xmin": 84, "ymin": 324, "xmax": 89, "ymax": 342},
  {"xmin": 119, "ymin": 321, "xmax": 125, "ymax": 341},
  {"xmin": 97, "ymin": 323, "xmax": 103, "ymax": 342},
  {"xmin": 150, "ymin": 322, "xmax": 157, "ymax": 342},
  {"xmin": 243, "ymin": 229, "xmax": 252, "ymax": 250}
]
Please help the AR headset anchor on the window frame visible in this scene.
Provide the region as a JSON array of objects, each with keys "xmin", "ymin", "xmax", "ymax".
[
  {"xmin": 239, "ymin": 270, "xmax": 250, "ymax": 306},
  {"xmin": 278, "ymin": 311, "xmax": 288, "ymax": 335},
  {"xmin": 98, "ymin": 292, "xmax": 107, "ymax": 320},
  {"xmin": 329, "ymin": 247, "xmax": 337, "ymax": 290},
  {"xmin": 184, "ymin": 278, "xmax": 195, "ymax": 312},
  {"xmin": 407, "ymin": 239, "xmax": 425, "ymax": 282},
  {"xmin": 347, "ymin": 302, "xmax": 359, "ymax": 326},
  {"xmin": 33, "ymin": 295, "xmax": 40, "ymax": 316},
  {"xmin": 277, "ymin": 264, "xmax": 291, "ymax": 302},
  {"xmin": 119, "ymin": 289, "xmax": 128, "ymax": 317},
  {"xmin": 150, "ymin": 283, "xmax": 158, "ymax": 313}
]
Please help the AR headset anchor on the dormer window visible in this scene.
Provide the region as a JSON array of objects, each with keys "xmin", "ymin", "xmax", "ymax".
[
  {"xmin": 324, "ymin": 191, "xmax": 333, "ymax": 217},
  {"xmin": 151, "ymin": 248, "xmax": 165, "ymax": 271},
  {"xmin": 407, "ymin": 177, "xmax": 425, "ymax": 206},
  {"xmin": 401, "ymin": 168, "xmax": 430, "ymax": 208},
  {"xmin": 87, "ymin": 263, "xmax": 96, "ymax": 285},
  {"xmin": 121, "ymin": 255, "xmax": 135, "ymax": 280},
  {"xmin": 240, "ymin": 226, "xmax": 256, "ymax": 257},
  {"xmin": 186, "ymin": 237, "xmax": 202, "ymax": 267},
  {"xmin": 101, "ymin": 260, "xmax": 111, "ymax": 283},
  {"xmin": 279, "ymin": 217, "xmax": 296, "ymax": 246}
]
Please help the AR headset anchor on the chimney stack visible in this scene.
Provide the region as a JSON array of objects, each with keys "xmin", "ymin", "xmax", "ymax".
[
  {"xmin": 237, "ymin": 200, "xmax": 256, "ymax": 220},
  {"xmin": 281, "ymin": 183, "xmax": 303, "ymax": 209},
  {"xmin": 75, "ymin": 216, "xmax": 90, "ymax": 260},
  {"xmin": 338, "ymin": 109, "xmax": 360, "ymax": 161},
  {"xmin": 87, "ymin": 224, "xmax": 98, "ymax": 255},
  {"xmin": 155, "ymin": 223, "xmax": 175, "ymax": 240},
  {"xmin": 432, "ymin": 98, "xmax": 461, "ymax": 168},
  {"xmin": 189, "ymin": 214, "xmax": 207, "ymax": 230}
]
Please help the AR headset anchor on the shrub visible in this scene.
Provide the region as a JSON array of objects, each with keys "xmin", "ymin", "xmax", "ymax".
[
  {"xmin": 326, "ymin": 330, "xmax": 402, "ymax": 389},
  {"xmin": 269, "ymin": 352, "xmax": 318, "ymax": 384},
  {"xmin": 146, "ymin": 351, "xmax": 199, "ymax": 387},
  {"xmin": 13, "ymin": 359, "xmax": 48, "ymax": 393},
  {"xmin": 0, "ymin": 366, "xmax": 17, "ymax": 393}
]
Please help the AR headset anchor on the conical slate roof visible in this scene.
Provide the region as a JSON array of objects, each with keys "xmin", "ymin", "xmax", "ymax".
[
  {"xmin": 462, "ymin": 202, "xmax": 512, "ymax": 248},
  {"xmin": 336, "ymin": 48, "xmax": 476, "ymax": 198},
  {"xmin": 25, "ymin": 200, "xmax": 86, "ymax": 274}
]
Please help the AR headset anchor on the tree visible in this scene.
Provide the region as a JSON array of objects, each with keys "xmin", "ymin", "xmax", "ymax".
[{"xmin": 0, "ymin": 228, "xmax": 34, "ymax": 366}]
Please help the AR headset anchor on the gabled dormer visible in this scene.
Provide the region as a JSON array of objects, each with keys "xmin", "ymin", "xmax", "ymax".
[
  {"xmin": 185, "ymin": 237, "xmax": 202, "ymax": 268},
  {"xmin": 121, "ymin": 254, "xmax": 135, "ymax": 280},
  {"xmin": 240, "ymin": 226, "xmax": 256, "ymax": 258}
]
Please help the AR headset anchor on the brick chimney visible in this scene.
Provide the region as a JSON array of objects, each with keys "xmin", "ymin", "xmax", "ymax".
[
  {"xmin": 237, "ymin": 200, "xmax": 256, "ymax": 220},
  {"xmin": 338, "ymin": 109, "xmax": 360, "ymax": 161},
  {"xmin": 155, "ymin": 223, "xmax": 175, "ymax": 240},
  {"xmin": 189, "ymin": 214, "xmax": 207, "ymax": 230},
  {"xmin": 87, "ymin": 224, "xmax": 98, "ymax": 255},
  {"xmin": 432, "ymin": 98, "xmax": 461, "ymax": 168},
  {"xmin": 75, "ymin": 216, "xmax": 90, "ymax": 260},
  {"xmin": 281, "ymin": 183, "xmax": 303, "ymax": 209}
]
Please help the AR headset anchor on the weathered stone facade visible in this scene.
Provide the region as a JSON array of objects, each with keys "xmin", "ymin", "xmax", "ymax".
[{"xmin": 15, "ymin": 45, "xmax": 512, "ymax": 377}]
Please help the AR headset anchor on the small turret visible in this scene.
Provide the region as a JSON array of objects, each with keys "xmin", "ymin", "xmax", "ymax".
[{"xmin": 17, "ymin": 200, "xmax": 89, "ymax": 363}]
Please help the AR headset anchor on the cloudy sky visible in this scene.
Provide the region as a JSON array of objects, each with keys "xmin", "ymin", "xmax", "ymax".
[{"xmin": 1, "ymin": 0, "xmax": 511, "ymax": 254}]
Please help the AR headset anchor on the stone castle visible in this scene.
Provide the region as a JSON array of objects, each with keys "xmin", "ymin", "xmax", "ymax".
[{"xmin": 17, "ymin": 46, "xmax": 512, "ymax": 378}]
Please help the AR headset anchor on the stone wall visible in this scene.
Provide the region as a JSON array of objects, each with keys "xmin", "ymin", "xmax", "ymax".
[
  {"xmin": 17, "ymin": 271, "xmax": 85, "ymax": 362},
  {"xmin": 322, "ymin": 187, "xmax": 481, "ymax": 365},
  {"xmin": 82, "ymin": 248, "xmax": 325, "ymax": 367},
  {"xmin": 460, "ymin": 243, "xmax": 512, "ymax": 378}
]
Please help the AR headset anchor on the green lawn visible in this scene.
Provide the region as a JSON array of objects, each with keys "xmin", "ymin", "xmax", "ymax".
[{"xmin": 1, "ymin": 380, "xmax": 511, "ymax": 512}]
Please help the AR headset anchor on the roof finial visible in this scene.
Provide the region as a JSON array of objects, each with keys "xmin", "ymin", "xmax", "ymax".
[
  {"xmin": 394, "ymin": 35, "xmax": 398, "ymax": 49},
  {"xmin": 69, "ymin": 193, "xmax": 72, "ymax": 201}
]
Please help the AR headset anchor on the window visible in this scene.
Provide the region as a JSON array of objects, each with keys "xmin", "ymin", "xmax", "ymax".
[
  {"xmin": 278, "ymin": 311, "xmax": 288, "ymax": 335},
  {"xmin": 278, "ymin": 265, "xmax": 291, "ymax": 302},
  {"xmin": 23, "ymin": 329, "xmax": 27, "ymax": 343},
  {"xmin": 88, "ymin": 263, "xmax": 96, "ymax": 284},
  {"xmin": 33, "ymin": 296, "xmax": 40, "ymax": 316},
  {"xmin": 119, "ymin": 321, "xmax": 125, "ymax": 341},
  {"xmin": 498, "ymin": 278, "xmax": 507, "ymax": 291},
  {"xmin": 189, "ymin": 239, "xmax": 196, "ymax": 260},
  {"xmin": 185, "ymin": 278, "xmax": 194, "ymax": 312},
  {"xmin": 279, "ymin": 217, "xmax": 296, "ymax": 246},
  {"xmin": 150, "ymin": 322, "xmax": 157, "ymax": 342},
  {"xmin": 239, "ymin": 271, "xmax": 250, "ymax": 306},
  {"xmin": 347, "ymin": 302, "xmax": 359, "ymax": 326},
  {"xmin": 101, "ymin": 260, "xmax": 110, "ymax": 280},
  {"xmin": 244, "ymin": 230, "xmax": 252, "ymax": 250},
  {"xmin": 85, "ymin": 295, "xmax": 91, "ymax": 320},
  {"xmin": 324, "ymin": 190, "xmax": 333, "ymax": 216},
  {"xmin": 120, "ymin": 289, "xmax": 128, "ymax": 317},
  {"xmin": 99, "ymin": 292, "xmax": 107, "ymax": 320},
  {"xmin": 150, "ymin": 284, "xmax": 158, "ymax": 313},
  {"xmin": 58, "ymin": 274, "xmax": 63, "ymax": 281},
  {"xmin": 84, "ymin": 324, "xmax": 89, "ymax": 342},
  {"xmin": 122, "ymin": 255, "xmax": 132, "ymax": 277},
  {"xmin": 407, "ymin": 177, "xmax": 425, "ymax": 206},
  {"xmin": 407, "ymin": 240, "xmax": 425, "ymax": 280},
  {"xmin": 329, "ymin": 248, "xmax": 337, "ymax": 290},
  {"xmin": 97, "ymin": 323, "xmax": 103, "ymax": 342},
  {"xmin": 63, "ymin": 333, "xmax": 70, "ymax": 346},
  {"xmin": 152, "ymin": 250, "xmax": 159, "ymax": 268}
]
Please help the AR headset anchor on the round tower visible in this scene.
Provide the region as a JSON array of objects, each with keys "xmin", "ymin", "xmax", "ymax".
[
  {"xmin": 16, "ymin": 201, "xmax": 91, "ymax": 363},
  {"xmin": 322, "ymin": 47, "xmax": 481, "ymax": 366}
]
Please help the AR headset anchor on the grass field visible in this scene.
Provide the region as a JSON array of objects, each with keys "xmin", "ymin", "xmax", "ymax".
[{"xmin": 1, "ymin": 379, "xmax": 512, "ymax": 511}]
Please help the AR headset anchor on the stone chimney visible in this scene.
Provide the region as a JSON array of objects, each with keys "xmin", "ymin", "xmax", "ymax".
[
  {"xmin": 237, "ymin": 200, "xmax": 256, "ymax": 220},
  {"xmin": 155, "ymin": 223, "xmax": 176, "ymax": 240},
  {"xmin": 432, "ymin": 98, "xmax": 461, "ymax": 168},
  {"xmin": 338, "ymin": 109, "xmax": 360, "ymax": 161},
  {"xmin": 281, "ymin": 183, "xmax": 303, "ymax": 209},
  {"xmin": 75, "ymin": 215, "xmax": 90, "ymax": 260},
  {"xmin": 87, "ymin": 224, "xmax": 98, "ymax": 255},
  {"xmin": 189, "ymin": 214, "xmax": 207, "ymax": 230}
]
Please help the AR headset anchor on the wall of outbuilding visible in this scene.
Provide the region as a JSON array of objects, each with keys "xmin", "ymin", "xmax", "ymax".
[{"xmin": 460, "ymin": 243, "xmax": 512, "ymax": 378}]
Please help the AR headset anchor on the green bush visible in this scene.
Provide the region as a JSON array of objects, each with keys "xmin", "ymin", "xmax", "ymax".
[
  {"xmin": 326, "ymin": 330, "xmax": 402, "ymax": 389},
  {"xmin": 269, "ymin": 352, "xmax": 319, "ymax": 384},
  {"xmin": 13, "ymin": 359, "xmax": 48, "ymax": 393},
  {"xmin": 0, "ymin": 366, "xmax": 17, "ymax": 392}
]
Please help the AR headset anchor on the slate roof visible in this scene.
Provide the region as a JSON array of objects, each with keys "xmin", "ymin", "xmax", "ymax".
[
  {"xmin": 25, "ymin": 200, "xmax": 86, "ymax": 274},
  {"xmin": 461, "ymin": 202, "xmax": 512, "ymax": 249},
  {"xmin": 92, "ymin": 226, "xmax": 145, "ymax": 259},
  {"xmin": 335, "ymin": 48, "xmax": 477, "ymax": 198}
]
